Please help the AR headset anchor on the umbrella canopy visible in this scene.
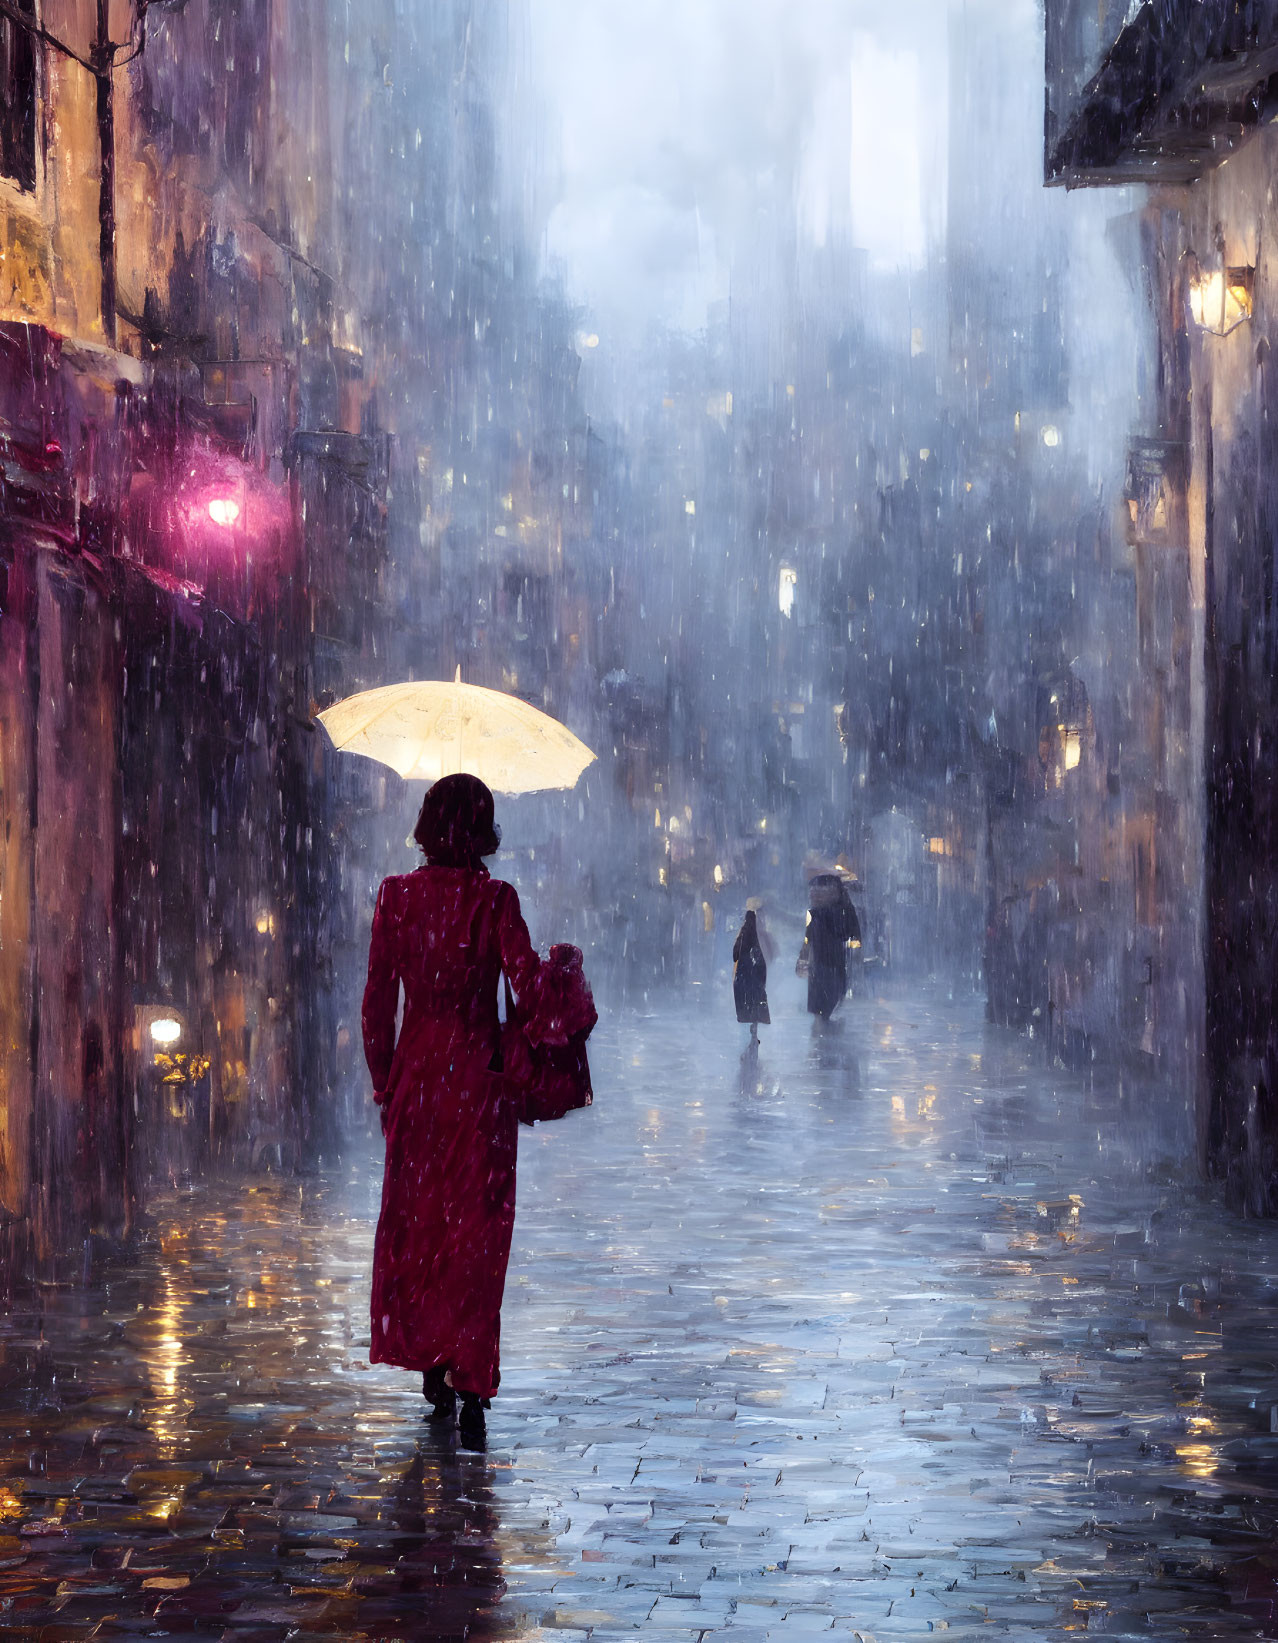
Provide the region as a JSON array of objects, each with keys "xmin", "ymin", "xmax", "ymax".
[{"xmin": 316, "ymin": 678, "xmax": 596, "ymax": 794}]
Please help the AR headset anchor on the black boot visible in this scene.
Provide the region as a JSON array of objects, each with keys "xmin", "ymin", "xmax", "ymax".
[
  {"xmin": 423, "ymin": 1366, "xmax": 456, "ymax": 1421},
  {"xmin": 458, "ymin": 1393, "xmax": 487, "ymax": 1450}
]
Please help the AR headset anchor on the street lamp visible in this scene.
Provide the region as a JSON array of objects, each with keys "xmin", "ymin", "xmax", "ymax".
[
  {"xmin": 206, "ymin": 496, "xmax": 241, "ymax": 527},
  {"xmin": 1187, "ymin": 255, "xmax": 1254, "ymax": 337}
]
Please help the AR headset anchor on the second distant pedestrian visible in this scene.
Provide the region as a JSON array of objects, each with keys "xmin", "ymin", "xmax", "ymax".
[
  {"xmin": 799, "ymin": 873, "xmax": 861, "ymax": 1019},
  {"xmin": 733, "ymin": 910, "xmax": 770, "ymax": 1043}
]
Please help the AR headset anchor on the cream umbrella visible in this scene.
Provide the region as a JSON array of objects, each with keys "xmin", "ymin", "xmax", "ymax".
[{"xmin": 316, "ymin": 673, "xmax": 596, "ymax": 794}]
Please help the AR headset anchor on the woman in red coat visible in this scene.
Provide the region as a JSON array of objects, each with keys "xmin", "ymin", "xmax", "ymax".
[{"xmin": 362, "ymin": 773, "xmax": 548, "ymax": 1448}]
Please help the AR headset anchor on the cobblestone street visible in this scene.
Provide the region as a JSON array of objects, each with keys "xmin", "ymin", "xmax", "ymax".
[{"xmin": 4, "ymin": 975, "xmax": 1278, "ymax": 1640}]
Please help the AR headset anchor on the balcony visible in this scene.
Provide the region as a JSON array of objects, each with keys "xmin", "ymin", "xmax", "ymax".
[{"xmin": 1046, "ymin": 0, "xmax": 1278, "ymax": 185}]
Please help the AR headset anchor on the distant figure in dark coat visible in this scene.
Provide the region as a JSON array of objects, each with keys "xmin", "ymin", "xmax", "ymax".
[
  {"xmin": 732, "ymin": 910, "xmax": 770, "ymax": 1042},
  {"xmin": 800, "ymin": 873, "xmax": 861, "ymax": 1019}
]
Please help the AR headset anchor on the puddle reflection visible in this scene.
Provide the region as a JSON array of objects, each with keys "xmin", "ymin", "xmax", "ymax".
[
  {"xmin": 351, "ymin": 1439, "xmax": 509, "ymax": 1640},
  {"xmin": 0, "ymin": 1183, "xmax": 538, "ymax": 1641}
]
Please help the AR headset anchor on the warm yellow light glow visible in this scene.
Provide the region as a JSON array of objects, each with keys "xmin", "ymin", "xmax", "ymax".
[
  {"xmin": 255, "ymin": 910, "xmax": 274, "ymax": 935},
  {"xmin": 1063, "ymin": 730, "xmax": 1082, "ymax": 771},
  {"xmin": 148, "ymin": 1271, "xmax": 187, "ymax": 1459},
  {"xmin": 1176, "ymin": 1442, "xmax": 1217, "ymax": 1480},
  {"xmin": 1041, "ymin": 425, "xmax": 1060, "ymax": 448},
  {"xmin": 713, "ymin": 864, "xmax": 724, "ymax": 887},
  {"xmin": 1189, "ymin": 266, "xmax": 1254, "ymax": 336},
  {"xmin": 927, "ymin": 836, "xmax": 949, "ymax": 856},
  {"xmin": 684, "ymin": 498, "xmax": 696, "ymax": 516},
  {"xmin": 150, "ymin": 1017, "xmax": 182, "ymax": 1046},
  {"xmin": 207, "ymin": 497, "xmax": 241, "ymax": 527}
]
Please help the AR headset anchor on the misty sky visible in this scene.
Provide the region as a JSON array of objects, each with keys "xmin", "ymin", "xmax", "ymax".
[{"xmin": 524, "ymin": 0, "xmax": 1028, "ymax": 347}]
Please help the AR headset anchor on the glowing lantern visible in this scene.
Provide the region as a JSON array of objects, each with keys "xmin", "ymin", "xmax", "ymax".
[
  {"xmin": 207, "ymin": 496, "xmax": 241, "ymax": 527},
  {"xmin": 1188, "ymin": 261, "xmax": 1254, "ymax": 337},
  {"xmin": 150, "ymin": 1017, "xmax": 182, "ymax": 1046}
]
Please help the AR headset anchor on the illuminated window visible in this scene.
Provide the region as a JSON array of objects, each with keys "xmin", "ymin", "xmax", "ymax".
[{"xmin": 778, "ymin": 565, "xmax": 797, "ymax": 618}]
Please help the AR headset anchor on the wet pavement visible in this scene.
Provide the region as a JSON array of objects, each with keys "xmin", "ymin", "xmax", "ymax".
[{"xmin": 5, "ymin": 974, "xmax": 1278, "ymax": 1640}]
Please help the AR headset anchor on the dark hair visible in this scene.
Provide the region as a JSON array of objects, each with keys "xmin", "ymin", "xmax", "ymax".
[{"xmin": 413, "ymin": 773, "xmax": 501, "ymax": 867}]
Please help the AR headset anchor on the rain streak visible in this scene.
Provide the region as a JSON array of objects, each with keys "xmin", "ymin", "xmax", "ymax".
[{"xmin": 1, "ymin": 1, "xmax": 1278, "ymax": 1638}]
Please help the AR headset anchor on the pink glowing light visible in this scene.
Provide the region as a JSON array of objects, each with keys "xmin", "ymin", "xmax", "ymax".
[
  {"xmin": 206, "ymin": 495, "xmax": 241, "ymax": 527},
  {"xmin": 206, "ymin": 496, "xmax": 241, "ymax": 527}
]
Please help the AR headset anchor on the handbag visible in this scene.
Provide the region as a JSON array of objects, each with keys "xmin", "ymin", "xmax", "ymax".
[{"xmin": 500, "ymin": 945, "xmax": 596, "ymax": 1125}]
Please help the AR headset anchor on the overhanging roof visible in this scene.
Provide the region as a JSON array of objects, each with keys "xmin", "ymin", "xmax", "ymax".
[{"xmin": 1047, "ymin": 1, "xmax": 1278, "ymax": 186}]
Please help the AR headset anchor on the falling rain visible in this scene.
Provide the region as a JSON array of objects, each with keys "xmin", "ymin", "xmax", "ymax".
[{"xmin": 2, "ymin": 0, "xmax": 1278, "ymax": 1636}]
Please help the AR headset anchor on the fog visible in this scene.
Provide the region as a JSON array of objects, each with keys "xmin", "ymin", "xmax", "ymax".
[
  {"xmin": 0, "ymin": 0, "xmax": 1188, "ymax": 1250},
  {"xmin": 12, "ymin": 0, "xmax": 1278, "ymax": 1624},
  {"xmin": 439, "ymin": 0, "xmax": 1156, "ymax": 1083}
]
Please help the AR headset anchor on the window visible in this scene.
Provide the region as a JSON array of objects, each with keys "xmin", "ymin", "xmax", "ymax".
[{"xmin": 0, "ymin": 0, "xmax": 36, "ymax": 192}]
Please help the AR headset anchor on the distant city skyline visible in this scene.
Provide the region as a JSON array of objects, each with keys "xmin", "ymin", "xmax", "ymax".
[{"xmin": 522, "ymin": 0, "xmax": 1029, "ymax": 347}]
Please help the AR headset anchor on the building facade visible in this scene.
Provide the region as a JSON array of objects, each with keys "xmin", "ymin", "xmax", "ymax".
[
  {"xmin": 0, "ymin": 0, "xmax": 610, "ymax": 1271},
  {"xmin": 1046, "ymin": 0, "xmax": 1278, "ymax": 1204},
  {"xmin": 0, "ymin": 0, "xmax": 403, "ymax": 1266}
]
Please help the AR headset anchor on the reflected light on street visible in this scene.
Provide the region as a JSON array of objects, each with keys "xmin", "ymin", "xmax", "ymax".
[
  {"xmin": 149, "ymin": 1271, "xmax": 187, "ymax": 1459},
  {"xmin": 1176, "ymin": 1443, "xmax": 1218, "ymax": 1480}
]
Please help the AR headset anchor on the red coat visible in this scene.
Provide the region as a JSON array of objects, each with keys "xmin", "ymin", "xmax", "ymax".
[{"xmin": 362, "ymin": 864, "xmax": 542, "ymax": 1398}]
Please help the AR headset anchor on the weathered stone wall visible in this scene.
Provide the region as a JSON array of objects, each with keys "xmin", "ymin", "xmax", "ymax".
[{"xmin": 1142, "ymin": 131, "xmax": 1278, "ymax": 1206}]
